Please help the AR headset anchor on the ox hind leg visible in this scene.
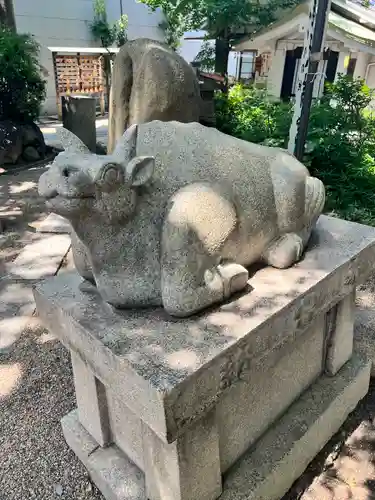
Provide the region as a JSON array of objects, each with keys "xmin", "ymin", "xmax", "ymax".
[
  {"xmin": 262, "ymin": 175, "xmax": 325, "ymax": 269},
  {"xmin": 161, "ymin": 183, "xmax": 249, "ymax": 317}
]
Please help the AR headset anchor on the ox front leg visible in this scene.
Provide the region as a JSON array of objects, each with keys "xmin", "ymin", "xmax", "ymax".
[{"xmin": 161, "ymin": 185, "xmax": 249, "ymax": 317}]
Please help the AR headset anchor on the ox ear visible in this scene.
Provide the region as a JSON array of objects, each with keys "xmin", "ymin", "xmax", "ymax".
[
  {"xmin": 113, "ymin": 124, "xmax": 138, "ymax": 161},
  {"xmin": 126, "ymin": 156, "xmax": 155, "ymax": 187},
  {"xmin": 57, "ymin": 127, "xmax": 90, "ymax": 154}
]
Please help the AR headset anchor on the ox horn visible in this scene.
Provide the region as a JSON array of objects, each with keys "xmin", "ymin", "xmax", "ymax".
[{"xmin": 112, "ymin": 124, "xmax": 138, "ymax": 162}]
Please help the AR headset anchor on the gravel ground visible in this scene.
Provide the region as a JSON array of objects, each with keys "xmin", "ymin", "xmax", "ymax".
[{"xmin": 0, "ymin": 320, "xmax": 104, "ymax": 500}]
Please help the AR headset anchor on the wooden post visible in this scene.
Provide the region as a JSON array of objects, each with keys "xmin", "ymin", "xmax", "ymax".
[{"xmin": 288, "ymin": 0, "xmax": 332, "ymax": 159}]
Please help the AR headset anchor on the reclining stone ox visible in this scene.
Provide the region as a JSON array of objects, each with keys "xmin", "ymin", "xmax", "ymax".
[{"xmin": 38, "ymin": 121, "xmax": 325, "ymax": 317}]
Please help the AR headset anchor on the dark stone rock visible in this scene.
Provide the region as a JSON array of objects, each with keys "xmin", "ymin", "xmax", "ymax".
[
  {"xmin": 22, "ymin": 122, "xmax": 46, "ymax": 159},
  {"xmin": 23, "ymin": 145, "xmax": 41, "ymax": 162},
  {"xmin": 0, "ymin": 120, "xmax": 46, "ymax": 166},
  {"xmin": 0, "ymin": 120, "xmax": 23, "ymax": 165}
]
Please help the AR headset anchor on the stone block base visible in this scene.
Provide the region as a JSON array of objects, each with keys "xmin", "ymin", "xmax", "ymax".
[
  {"xmin": 62, "ymin": 410, "xmax": 145, "ymax": 500},
  {"xmin": 62, "ymin": 353, "xmax": 370, "ymax": 500}
]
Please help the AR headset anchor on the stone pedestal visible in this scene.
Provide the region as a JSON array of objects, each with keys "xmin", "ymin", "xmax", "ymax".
[
  {"xmin": 62, "ymin": 95, "xmax": 96, "ymax": 152},
  {"xmin": 33, "ymin": 215, "xmax": 375, "ymax": 500}
]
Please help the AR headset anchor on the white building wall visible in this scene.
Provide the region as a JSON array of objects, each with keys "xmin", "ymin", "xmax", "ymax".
[
  {"xmin": 267, "ymin": 48, "xmax": 285, "ymax": 98},
  {"xmin": 13, "ymin": 0, "xmax": 164, "ymax": 115},
  {"xmin": 179, "ymin": 33, "xmax": 238, "ymax": 77}
]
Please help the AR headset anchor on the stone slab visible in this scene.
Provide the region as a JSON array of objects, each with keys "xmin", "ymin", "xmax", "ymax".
[
  {"xmin": 220, "ymin": 353, "xmax": 371, "ymax": 500},
  {"xmin": 71, "ymin": 350, "xmax": 111, "ymax": 447},
  {"xmin": 7, "ymin": 234, "xmax": 71, "ymax": 280},
  {"xmin": 61, "ymin": 410, "xmax": 145, "ymax": 500},
  {"xmin": 355, "ymin": 306, "xmax": 375, "ymax": 376},
  {"xmin": 34, "ymin": 216, "xmax": 375, "ymax": 443},
  {"xmin": 325, "ymin": 290, "xmax": 355, "ymax": 375},
  {"xmin": 30, "ymin": 213, "xmax": 71, "ymax": 234}
]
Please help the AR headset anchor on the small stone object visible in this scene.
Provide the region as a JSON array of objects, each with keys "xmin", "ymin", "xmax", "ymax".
[
  {"xmin": 108, "ymin": 38, "xmax": 201, "ymax": 153},
  {"xmin": 22, "ymin": 146, "xmax": 40, "ymax": 162},
  {"xmin": 38, "ymin": 122, "xmax": 325, "ymax": 317}
]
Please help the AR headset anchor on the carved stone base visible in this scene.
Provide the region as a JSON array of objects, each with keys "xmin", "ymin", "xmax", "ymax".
[
  {"xmin": 34, "ymin": 215, "xmax": 375, "ymax": 500},
  {"xmin": 61, "ymin": 353, "xmax": 370, "ymax": 500}
]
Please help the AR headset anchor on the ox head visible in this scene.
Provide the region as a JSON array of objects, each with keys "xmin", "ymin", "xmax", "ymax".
[{"xmin": 38, "ymin": 125, "xmax": 155, "ymax": 222}]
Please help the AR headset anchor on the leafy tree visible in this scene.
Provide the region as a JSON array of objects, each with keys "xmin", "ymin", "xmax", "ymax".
[
  {"xmin": 194, "ymin": 41, "xmax": 215, "ymax": 72},
  {"xmin": 0, "ymin": 27, "xmax": 46, "ymax": 122},
  {"xmin": 158, "ymin": 8, "xmax": 184, "ymax": 50},
  {"xmin": 139, "ymin": 0, "xmax": 301, "ymax": 77},
  {"xmin": 90, "ymin": 0, "xmax": 128, "ymax": 110},
  {"xmin": 90, "ymin": 0, "xmax": 128, "ymax": 48}
]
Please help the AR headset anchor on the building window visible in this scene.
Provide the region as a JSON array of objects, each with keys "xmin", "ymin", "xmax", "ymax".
[{"xmin": 238, "ymin": 51, "xmax": 256, "ymax": 82}]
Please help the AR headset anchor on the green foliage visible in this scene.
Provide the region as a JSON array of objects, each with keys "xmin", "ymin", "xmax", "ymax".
[
  {"xmin": 215, "ymin": 85, "xmax": 292, "ymax": 146},
  {"xmin": 194, "ymin": 41, "xmax": 215, "ymax": 72},
  {"xmin": 306, "ymin": 76, "xmax": 375, "ymax": 225},
  {"xmin": 90, "ymin": 0, "xmax": 128, "ymax": 48},
  {"xmin": 138, "ymin": 0, "xmax": 302, "ymax": 72},
  {"xmin": 0, "ymin": 27, "xmax": 46, "ymax": 122},
  {"xmin": 215, "ymin": 76, "xmax": 375, "ymax": 226},
  {"xmin": 158, "ymin": 8, "xmax": 184, "ymax": 50}
]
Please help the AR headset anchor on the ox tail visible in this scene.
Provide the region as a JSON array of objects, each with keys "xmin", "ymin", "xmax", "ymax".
[
  {"xmin": 108, "ymin": 47, "xmax": 133, "ymax": 154},
  {"xmin": 305, "ymin": 176, "xmax": 326, "ymax": 226}
]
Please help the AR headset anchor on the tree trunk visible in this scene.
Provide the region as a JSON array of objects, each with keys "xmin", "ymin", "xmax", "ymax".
[
  {"xmin": 0, "ymin": 0, "xmax": 16, "ymax": 30},
  {"xmin": 215, "ymin": 36, "xmax": 230, "ymax": 92}
]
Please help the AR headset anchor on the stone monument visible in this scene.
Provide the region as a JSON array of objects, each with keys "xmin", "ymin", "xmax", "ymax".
[
  {"xmin": 34, "ymin": 122, "xmax": 375, "ymax": 500},
  {"xmin": 108, "ymin": 38, "xmax": 201, "ymax": 154},
  {"xmin": 38, "ymin": 122, "xmax": 325, "ymax": 317}
]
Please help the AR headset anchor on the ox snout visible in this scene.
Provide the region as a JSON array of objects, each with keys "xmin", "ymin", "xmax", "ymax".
[{"xmin": 38, "ymin": 169, "xmax": 58, "ymax": 200}]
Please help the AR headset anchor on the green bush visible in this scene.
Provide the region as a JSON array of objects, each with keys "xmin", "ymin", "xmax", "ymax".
[
  {"xmin": 215, "ymin": 78, "xmax": 375, "ymax": 226},
  {"xmin": 215, "ymin": 85, "xmax": 292, "ymax": 146},
  {"xmin": 306, "ymin": 76, "xmax": 375, "ymax": 225},
  {"xmin": 0, "ymin": 28, "xmax": 46, "ymax": 122}
]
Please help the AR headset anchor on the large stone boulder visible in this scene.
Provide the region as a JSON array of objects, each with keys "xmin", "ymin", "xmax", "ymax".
[{"xmin": 108, "ymin": 38, "xmax": 201, "ymax": 153}]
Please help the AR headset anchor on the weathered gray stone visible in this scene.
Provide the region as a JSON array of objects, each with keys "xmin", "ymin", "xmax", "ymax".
[
  {"xmin": 62, "ymin": 410, "xmax": 145, "ymax": 500},
  {"xmin": 108, "ymin": 38, "xmax": 201, "ymax": 153},
  {"xmin": 143, "ymin": 409, "xmax": 221, "ymax": 500},
  {"xmin": 217, "ymin": 313, "xmax": 325, "ymax": 472},
  {"xmin": 71, "ymin": 350, "xmax": 110, "ymax": 447},
  {"xmin": 33, "ymin": 215, "xmax": 375, "ymax": 445},
  {"xmin": 107, "ymin": 391, "xmax": 144, "ymax": 470},
  {"xmin": 61, "ymin": 354, "xmax": 370, "ymax": 500},
  {"xmin": 221, "ymin": 353, "xmax": 371, "ymax": 500},
  {"xmin": 355, "ymin": 306, "xmax": 375, "ymax": 376},
  {"xmin": 32, "ymin": 213, "xmax": 71, "ymax": 234},
  {"xmin": 325, "ymin": 290, "xmax": 355, "ymax": 375},
  {"xmin": 62, "ymin": 95, "xmax": 96, "ymax": 152},
  {"xmin": 38, "ymin": 120, "xmax": 325, "ymax": 317}
]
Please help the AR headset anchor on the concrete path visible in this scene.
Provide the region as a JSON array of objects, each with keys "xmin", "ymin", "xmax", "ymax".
[{"xmin": 39, "ymin": 117, "xmax": 109, "ymax": 150}]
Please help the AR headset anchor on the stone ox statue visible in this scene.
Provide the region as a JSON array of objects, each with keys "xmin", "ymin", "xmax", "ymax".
[{"xmin": 38, "ymin": 121, "xmax": 325, "ymax": 317}]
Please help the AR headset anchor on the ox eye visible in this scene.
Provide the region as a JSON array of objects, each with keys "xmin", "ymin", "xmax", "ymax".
[{"xmin": 102, "ymin": 164, "xmax": 121, "ymax": 184}]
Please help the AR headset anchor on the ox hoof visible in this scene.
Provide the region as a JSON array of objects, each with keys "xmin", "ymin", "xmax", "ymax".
[{"xmin": 263, "ymin": 233, "xmax": 304, "ymax": 269}]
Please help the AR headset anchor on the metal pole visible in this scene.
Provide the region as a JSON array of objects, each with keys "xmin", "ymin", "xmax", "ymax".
[
  {"xmin": 288, "ymin": 0, "xmax": 332, "ymax": 160},
  {"xmin": 120, "ymin": 0, "xmax": 123, "ymax": 16}
]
